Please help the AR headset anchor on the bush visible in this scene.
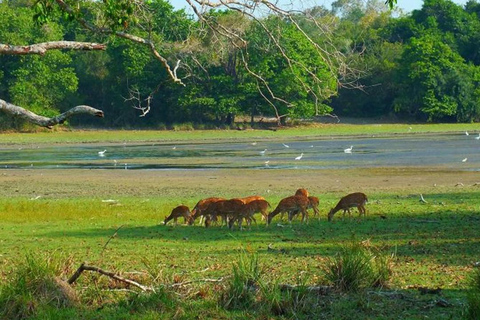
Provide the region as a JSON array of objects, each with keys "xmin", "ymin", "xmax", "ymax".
[
  {"xmin": 466, "ymin": 268, "xmax": 480, "ymax": 320},
  {"xmin": 324, "ymin": 240, "xmax": 394, "ymax": 292},
  {"xmin": 219, "ymin": 251, "xmax": 262, "ymax": 310},
  {"xmin": 0, "ymin": 254, "xmax": 77, "ymax": 319}
]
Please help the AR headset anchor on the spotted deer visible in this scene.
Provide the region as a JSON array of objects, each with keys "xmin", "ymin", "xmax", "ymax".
[
  {"xmin": 308, "ymin": 196, "xmax": 320, "ymax": 216},
  {"xmin": 228, "ymin": 199, "xmax": 271, "ymax": 229},
  {"xmin": 204, "ymin": 198, "xmax": 245, "ymax": 228},
  {"xmin": 163, "ymin": 205, "xmax": 191, "ymax": 225},
  {"xmin": 267, "ymin": 195, "xmax": 309, "ymax": 225},
  {"xmin": 189, "ymin": 197, "xmax": 226, "ymax": 225},
  {"xmin": 295, "ymin": 188, "xmax": 309, "ymax": 197},
  {"xmin": 290, "ymin": 195, "xmax": 320, "ymax": 221},
  {"xmin": 328, "ymin": 192, "xmax": 368, "ymax": 222}
]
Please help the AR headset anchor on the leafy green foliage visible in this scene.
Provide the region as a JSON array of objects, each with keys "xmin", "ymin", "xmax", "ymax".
[
  {"xmin": 4, "ymin": 0, "xmax": 480, "ymax": 128},
  {"xmin": 324, "ymin": 239, "xmax": 394, "ymax": 292},
  {"xmin": 220, "ymin": 250, "xmax": 262, "ymax": 310},
  {"xmin": 466, "ymin": 268, "xmax": 480, "ymax": 320},
  {"xmin": 0, "ymin": 254, "xmax": 77, "ymax": 320}
]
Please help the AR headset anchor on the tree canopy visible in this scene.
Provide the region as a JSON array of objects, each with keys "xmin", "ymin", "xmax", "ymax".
[{"xmin": 1, "ymin": 0, "xmax": 480, "ymax": 129}]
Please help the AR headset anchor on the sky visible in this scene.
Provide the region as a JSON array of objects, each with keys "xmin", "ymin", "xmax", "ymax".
[{"xmin": 167, "ymin": 0, "xmax": 470, "ymax": 14}]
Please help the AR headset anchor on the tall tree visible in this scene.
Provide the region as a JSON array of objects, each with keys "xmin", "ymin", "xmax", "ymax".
[{"xmin": 0, "ymin": 0, "xmax": 360, "ymax": 128}]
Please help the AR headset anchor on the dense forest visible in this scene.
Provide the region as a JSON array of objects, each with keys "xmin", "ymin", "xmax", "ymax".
[{"xmin": 1, "ymin": 0, "xmax": 480, "ymax": 129}]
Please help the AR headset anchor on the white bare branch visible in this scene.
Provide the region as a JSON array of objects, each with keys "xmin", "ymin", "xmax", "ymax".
[
  {"xmin": 53, "ymin": 0, "xmax": 185, "ymax": 86},
  {"xmin": 0, "ymin": 41, "xmax": 106, "ymax": 55},
  {"xmin": 0, "ymin": 99, "xmax": 104, "ymax": 129}
]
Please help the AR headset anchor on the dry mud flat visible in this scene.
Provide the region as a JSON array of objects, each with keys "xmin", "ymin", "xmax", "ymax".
[{"xmin": 2, "ymin": 167, "xmax": 480, "ymax": 199}]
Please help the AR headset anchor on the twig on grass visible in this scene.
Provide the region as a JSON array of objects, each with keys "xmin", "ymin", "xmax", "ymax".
[
  {"xmin": 101, "ymin": 224, "xmax": 124, "ymax": 253},
  {"xmin": 67, "ymin": 262, "xmax": 155, "ymax": 292}
]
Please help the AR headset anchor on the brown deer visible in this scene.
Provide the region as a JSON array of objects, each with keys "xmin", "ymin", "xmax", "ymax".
[
  {"xmin": 228, "ymin": 199, "xmax": 271, "ymax": 229},
  {"xmin": 239, "ymin": 195, "xmax": 266, "ymax": 204},
  {"xmin": 163, "ymin": 205, "xmax": 191, "ymax": 225},
  {"xmin": 189, "ymin": 197, "xmax": 226, "ymax": 225},
  {"xmin": 267, "ymin": 195, "xmax": 309, "ymax": 225},
  {"xmin": 290, "ymin": 195, "xmax": 320, "ymax": 221},
  {"xmin": 328, "ymin": 192, "xmax": 368, "ymax": 222},
  {"xmin": 295, "ymin": 188, "xmax": 309, "ymax": 197},
  {"xmin": 308, "ymin": 196, "xmax": 320, "ymax": 217},
  {"xmin": 204, "ymin": 198, "xmax": 245, "ymax": 228}
]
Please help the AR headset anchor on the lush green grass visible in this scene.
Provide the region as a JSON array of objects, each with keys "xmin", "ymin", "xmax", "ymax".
[
  {"xmin": 1, "ymin": 125, "xmax": 479, "ymax": 318},
  {"xmin": 1, "ymin": 122, "xmax": 480, "ymax": 145},
  {"xmin": 0, "ymin": 188, "xmax": 478, "ymax": 318}
]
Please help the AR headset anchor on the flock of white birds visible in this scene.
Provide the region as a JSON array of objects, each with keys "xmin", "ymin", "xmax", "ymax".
[{"xmin": 95, "ymin": 130, "xmax": 478, "ymax": 169}]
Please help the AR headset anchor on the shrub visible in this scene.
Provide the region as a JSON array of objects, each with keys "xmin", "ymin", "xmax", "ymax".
[
  {"xmin": 219, "ymin": 251, "xmax": 262, "ymax": 310},
  {"xmin": 324, "ymin": 240, "xmax": 394, "ymax": 292},
  {"xmin": 0, "ymin": 254, "xmax": 77, "ymax": 319},
  {"xmin": 466, "ymin": 268, "xmax": 480, "ymax": 320}
]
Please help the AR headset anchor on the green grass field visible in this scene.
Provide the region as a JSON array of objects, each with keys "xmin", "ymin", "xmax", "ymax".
[{"xmin": 1, "ymin": 126, "xmax": 479, "ymax": 319}]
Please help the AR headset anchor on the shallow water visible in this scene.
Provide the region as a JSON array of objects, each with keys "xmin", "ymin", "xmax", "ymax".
[{"xmin": 1, "ymin": 133, "xmax": 480, "ymax": 170}]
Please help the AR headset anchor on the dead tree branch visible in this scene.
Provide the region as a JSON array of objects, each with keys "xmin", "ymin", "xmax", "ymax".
[
  {"xmin": 68, "ymin": 263, "xmax": 154, "ymax": 292},
  {"xmin": 53, "ymin": 0, "xmax": 185, "ymax": 86},
  {"xmin": 0, "ymin": 99, "xmax": 104, "ymax": 129},
  {"xmin": 0, "ymin": 41, "xmax": 106, "ymax": 55}
]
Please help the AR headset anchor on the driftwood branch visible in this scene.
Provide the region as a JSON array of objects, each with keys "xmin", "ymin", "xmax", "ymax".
[
  {"xmin": 68, "ymin": 263, "xmax": 154, "ymax": 292},
  {"xmin": 0, "ymin": 41, "xmax": 106, "ymax": 55},
  {"xmin": 0, "ymin": 99, "xmax": 104, "ymax": 128}
]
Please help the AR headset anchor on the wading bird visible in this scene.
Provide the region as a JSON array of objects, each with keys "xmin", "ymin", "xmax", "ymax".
[{"xmin": 295, "ymin": 153, "xmax": 304, "ymax": 160}]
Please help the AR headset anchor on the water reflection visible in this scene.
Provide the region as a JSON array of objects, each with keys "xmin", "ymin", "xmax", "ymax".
[{"xmin": 0, "ymin": 133, "xmax": 479, "ymax": 170}]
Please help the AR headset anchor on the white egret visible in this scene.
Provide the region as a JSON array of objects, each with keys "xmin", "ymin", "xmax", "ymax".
[
  {"xmin": 98, "ymin": 149, "xmax": 107, "ymax": 156},
  {"xmin": 475, "ymin": 134, "xmax": 480, "ymax": 140},
  {"xmin": 344, "ymin": 146, "xmax": 353, "ymax": 153},
  {"xmin": 251, "ymin": 142, "xmax": 257, "ymax": 146},
  {"xmin": 466, "ymin": 131, "xmax": 470, "ymax": 136},
  {"xmin": 462, "ymin": 158, "xmax": 468, "ymax": 162},
  {"xmin": 295, "ymin": 153, "xmax": 304, "ymax": 160},
  {"xmin": 282, "ymin": 143, "xmax": 290, "ymax": 148},
  {"xmin": 260, "ymin": 149, "xmax": 267, "ymax": 155}
]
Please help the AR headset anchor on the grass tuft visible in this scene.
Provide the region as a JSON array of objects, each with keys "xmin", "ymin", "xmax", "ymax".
[
  {"xmin": 324, "ymin": 239, "xmax": 394, "ymax": 292},
  {"xmin": 0, "ymin": 254, "xmax": 77, "ymax": 319},
  {"xmin": 466, "ymin": 268, "xmax": 480, "ymax": 320},
  {"xmin": 219, "ymin": 250, "xmax": 262, "ymax": 310}
]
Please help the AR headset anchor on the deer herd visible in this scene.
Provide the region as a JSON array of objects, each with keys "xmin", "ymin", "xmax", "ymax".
[{"xmin": 163, "ymin": 189, "xmax": 368, "ymax": 230}]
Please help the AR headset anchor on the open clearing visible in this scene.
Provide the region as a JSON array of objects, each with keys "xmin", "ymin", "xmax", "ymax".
[{"xmin": 1, "ymin": 128, "xmax": 480, "ymax": 318}]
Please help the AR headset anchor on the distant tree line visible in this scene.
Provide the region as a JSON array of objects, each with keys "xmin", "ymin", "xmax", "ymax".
[{"xmin": 1, "ymin": 0, "xmax": 480, "ymax": 130}]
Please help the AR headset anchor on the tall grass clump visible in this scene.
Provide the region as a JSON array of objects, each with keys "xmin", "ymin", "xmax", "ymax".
[
  {"xmin": 219, "ymin": 250, "xmax": 262, "ymax": 310},
  {"xmin": 466, "ymin": 267, "xmax": 480, "ymax": 319},
  {"xmin": 260, "ymin": 274, "xmax": 323, "ymax": 318},
  {"xmin": 0, "ymin": 254, "xmax": 77, "ymax": 319},
  {"xmin": 324, "ymin": 240, "xmax": 394, "ymax": 292}
]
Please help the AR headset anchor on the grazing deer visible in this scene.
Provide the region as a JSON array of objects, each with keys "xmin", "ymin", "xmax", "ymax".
[
  {"xmin": 239, "ymin": 195, "xmax": 266, "ymax": 204},
  {"xmin": 163, "ymin": 205, "xmax": 191, "ymax": 225},
  {"xmin": 267, "ymin": 195, "xmax": 309, "ymax": 225},
  {"xmin": 308, "ymin": 196, "xmax": 320, "ymax": 217},
  {"xmin": 189, "ymin": 197, "xmax": 226, "ymax": 225},
  {"xmin": 205, "ymin": 198, "xmax": 245, "ymax": 228},
  {"xmin": 295, "ymin": 188, "xmax": 309, "ymax": 197},
  {"xmin": 290, "ymin": 195, "xmax": 320, "ymax": 221},
  {"xmin": 228, "ymin": 199, "xmax": 271, "ymax": 229},
  {"xmin": 328, "ymin": 192, "xmax": 368, "ymax": 222}
]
